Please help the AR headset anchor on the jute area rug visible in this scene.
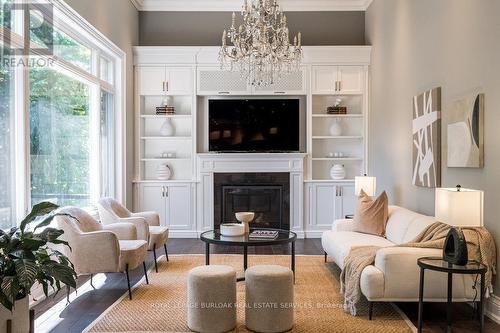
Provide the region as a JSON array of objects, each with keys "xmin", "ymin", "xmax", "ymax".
[{"xmin": 84, "ymin": 255, "xmax": 415, "ymax": 333}]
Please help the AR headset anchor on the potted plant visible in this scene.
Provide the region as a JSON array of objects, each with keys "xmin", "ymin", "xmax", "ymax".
[{"xmin": 0, "ymin": 202, "xmax": 77, "ymax": 333}]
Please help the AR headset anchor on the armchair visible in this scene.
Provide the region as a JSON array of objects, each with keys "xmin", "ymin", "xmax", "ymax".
[
  {"xmin": 55, "ymin": 207, "xmax": 149, "ymax": 300},
  {"xmin": 97, "ymin": 198, "xmax": 169, "ymax": 272}
]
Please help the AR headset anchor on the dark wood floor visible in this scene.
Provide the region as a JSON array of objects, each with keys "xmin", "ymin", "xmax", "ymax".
[{"xmin": 34, "ymin": 238, "xmax": 499, "ymax": 333}]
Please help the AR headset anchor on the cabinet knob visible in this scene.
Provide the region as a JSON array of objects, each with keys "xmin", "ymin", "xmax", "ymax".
[
  {"xmin": 274, "ymin": 91, "xmax": 286, "ymax": 94},
  {"xmin": 218, "ymin": 91, "xmax": 230, "ymax": 95}
]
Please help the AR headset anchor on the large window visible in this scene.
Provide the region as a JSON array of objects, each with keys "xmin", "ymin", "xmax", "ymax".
[{"xmin": 0, "ymin": 0, "xmax": 125, "ymax": 227}]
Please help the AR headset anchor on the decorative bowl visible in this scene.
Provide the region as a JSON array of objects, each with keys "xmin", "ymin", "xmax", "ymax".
[
  {"xmin": 220, "ymin": 223, "xmax": 246, "ymax": 237},
  {"xmin": 235, "ymin": 212, "xmax": 255, "ymax": 223}
]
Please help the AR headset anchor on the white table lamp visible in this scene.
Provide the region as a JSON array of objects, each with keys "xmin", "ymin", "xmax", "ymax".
[
  {"xmin": 435, "ymin": 185, "xmax": 484, "ymax": 265},
  {"xmin": 355, "ymin": 175, "xmax": 377, "ymax": 197}
]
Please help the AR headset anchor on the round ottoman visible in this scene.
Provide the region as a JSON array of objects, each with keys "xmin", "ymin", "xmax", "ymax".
[
  {"xmin": 245, "ymin": 265, "xmax": 294, "ymax": 333},
  {"xmin": 187, "ymin": 265, "xmax": 237, "ymax": 333}
]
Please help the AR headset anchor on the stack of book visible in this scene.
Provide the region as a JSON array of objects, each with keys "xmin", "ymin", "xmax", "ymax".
[
  {"xmin": 156, "ymin": 106, "xmax": 175, "ymax": 115},
  {"xmin": 248, "ymin": 230, "xmax": 279, "ymax": 240},
  {"xmin": 326, "ymin": 106, "xmax": 347, "ymax": 115}
]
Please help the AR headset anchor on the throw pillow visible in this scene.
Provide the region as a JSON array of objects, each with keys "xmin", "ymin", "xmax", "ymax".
[{"xmin": 352, "ymin": 190, "xmax": 389, "ymax": 236}]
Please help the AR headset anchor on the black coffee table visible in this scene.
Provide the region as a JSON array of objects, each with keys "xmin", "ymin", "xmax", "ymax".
[{"xmin": 200, "ymin": 229, "xmax": 297, "ymax": 281}]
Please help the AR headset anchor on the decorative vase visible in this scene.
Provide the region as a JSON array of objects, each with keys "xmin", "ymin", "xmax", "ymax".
[
  {"xmin": 329, "ymin": 119, "xmax": 343, "ymax": 136},
  {"xmin": 0, "ymin": 296, "xmax": 29, "ymax": 333},
  {"xmin": 156, "ymin": 164, "xmax": 172, "ymax": 180},
  {"xmin": 159, "ymin": 118, "xmax": 175, "ymax": 136},
  {"xmin": 162, "ymin": 96, "xmax": 172, "ymax": 107},
  {"xmin": 235, "ymin": 212, "xmax": 255, "ymax": 234},
  {"xmin": 330, "ymin": 164, "xmax": 346, "ymax": 180}
]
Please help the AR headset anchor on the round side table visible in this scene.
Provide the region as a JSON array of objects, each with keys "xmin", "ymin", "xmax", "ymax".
[{"xmin": 417, "ymin": 256, "xmax": 487, "ymax": 333}]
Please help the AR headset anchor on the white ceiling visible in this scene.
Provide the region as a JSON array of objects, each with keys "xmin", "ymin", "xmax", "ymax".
[{"xmin": 130, "ymin": 0, "xmax": 373, "ymax": 12}]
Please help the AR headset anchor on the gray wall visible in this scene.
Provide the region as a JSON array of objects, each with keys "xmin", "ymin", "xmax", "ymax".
[
  {"xmin": 139, "ymin": 11, "xmax": 365, "ymax": 45},
  {"xmin": 64, "ymin": 0, "xmax": 139, "ymax": 208},
  {"xmin": 366, "ymin": 0, "xmax": 500, "ymax": 293}
]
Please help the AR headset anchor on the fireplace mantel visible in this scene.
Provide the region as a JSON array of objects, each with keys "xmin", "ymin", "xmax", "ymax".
[{"xmin": 196, "ymin": 153, "xmax": 306, "ymax": 237}]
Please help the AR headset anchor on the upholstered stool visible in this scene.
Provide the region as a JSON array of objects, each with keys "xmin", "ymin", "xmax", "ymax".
[
  {"xmin": 245, "ymin": 265, "xmax": 294, "ymax": 333},
  {"xmin": 187, "ymin": 265, "xmax": 237, "ymax": 333}
]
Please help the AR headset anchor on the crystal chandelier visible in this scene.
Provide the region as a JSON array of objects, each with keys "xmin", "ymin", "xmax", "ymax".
[{"xmin": 219, "ymin": 0, "xmax": 303, "ymax": 86}]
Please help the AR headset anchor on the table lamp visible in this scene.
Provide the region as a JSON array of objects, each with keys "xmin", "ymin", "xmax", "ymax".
[
  {"xmin": 355, "ymin": 175, "xmax": 377, "ymax": 197},
  {"xmin": 435, "ymin": 185, "xmax": 484, "ymax": 265}
]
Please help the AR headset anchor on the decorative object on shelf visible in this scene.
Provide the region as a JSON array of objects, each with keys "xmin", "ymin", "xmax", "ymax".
[
  {"xmin": 334, "ymin": 152, "xmax": 345, "ymax": 158},
  {"xmin": 220, "ymin": 223, "xmax": 246, "ymax": 237},
  {"xmin": 355, "ymin": 174, "xmax": 377, "ymax": 197},
  {"xmin": 219, "ymin": 0, "xmax": 302, "ymax": 86},
  {"xmin": 327, "ymin": 98, "xmax": 347, "ymax": 114},
  {"xmin": 447, "ymin": 93, "xmax": 484, "ymax": 168},
  {"xmin": 162, "ymin": 96, "xmax": 172, "ymax": 107},
  {"xmin": 156, "ymin": 163, "xmax": 172, "ymax": 180},
  {"xmin": 435, "ymin": 185, "xmax": 484, "ymax": 265},
  {"xmin": 329, "ymin": 118, "xmax": 343, "ymax": 136},
  {"xmin": 330, "ymin": 164, "xmax": 346, "ymax": 180},
  {"xmin": 159, "ymin": 118, "xmax": 175, "ymax": 136},
  {"xmin": 156, "ymin": 106, "xmax": 175, "ymax": 115},
  {"xmin": 161, "ymin": 152, "xmax": 176, "ymax": 158},
  {"xmin": 235, "ymin": 212, "xmax": 255, "ymax": 234},
  {"xmin": 412, "ymin": 87, "xmax": 441, "ymax": 188}
]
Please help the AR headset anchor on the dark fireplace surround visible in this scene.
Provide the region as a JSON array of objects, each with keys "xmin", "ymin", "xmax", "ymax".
[{"xmin": 214, "ymin": 173, "xmax": 290, "ymax": 230}]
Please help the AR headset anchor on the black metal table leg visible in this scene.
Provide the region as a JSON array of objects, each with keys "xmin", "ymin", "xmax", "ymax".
[
  {"xmin": 205, "ymin": 242, "xmax": 210, "ymax": 265},
  {"xmin": 243, "ymin": 245, "xmax": 248, "ymax": 270},
  {"xmin": 447, "ymin": 272, "xmax": 453, "ymax": 333},
  {"xmin": 418, "ymin": 267, "xmax": 425, "ymax": 333},
  {"xmin": 480, "ymin": 272, "xmax": 485, "ymax": 333},
  {"xmin": 291, "ymin": 241, "xmax": 295, "ymax": 282}
]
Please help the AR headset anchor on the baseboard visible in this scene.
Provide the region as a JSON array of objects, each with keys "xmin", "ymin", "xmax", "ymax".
[
  {"xmin": 168, "ymin": 230, "xmax": 200, "ymax": 238},
  {"xmin": 485, "ymin": 294, "xmax": 500, "ymax": 324},
  {"xmin": 301, "ymin": 230, "xmax": 324, "ymax": 238}
]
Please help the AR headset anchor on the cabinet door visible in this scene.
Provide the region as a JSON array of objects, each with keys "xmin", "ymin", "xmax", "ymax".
[
  {"xmin": 312, "ymin": 66, "xmax": 338, "ymax": 94},
  {"xmin": 138, "ymin": 66, "xmax": 166, "ymax": 95},
  {"xmin": 197, "ymin": 67, "xmax": 251, "ymax": 95},
  {"xmin": 138, "ymin": 184, "xmax": 167, "ymax": 226},
  {"xmin": 338, "ymin": 66, "xmax": 363, "ymax": 94},
  {"xmin": 310, "ymin": 184, "xmax": 337, "ymax": 228},
  {"xmin": 253, "ymin": 68, "xmax": 307, "ymax": 95},
  {"xmin": 335, "ymin": 185, "xmax": 357, "ymax": 219},
  {"xmin": 165, "ymin": 184, "xmax": 192, "ymax": 230},
  {"xmin": 166, "ymin": 67, "xmax": 193, "ymax": 95}
]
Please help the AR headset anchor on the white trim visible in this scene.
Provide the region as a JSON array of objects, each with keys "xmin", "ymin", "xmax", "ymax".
[
  {"xmin": 486, "ymin": 294, "xmax": 500, "ymax": 325},
  {"xmin": 136, "ymin": 0, "xmax": 373, "ymax": 11}
]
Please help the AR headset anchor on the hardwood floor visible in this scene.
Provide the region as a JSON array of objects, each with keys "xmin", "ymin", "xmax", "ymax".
[{"xmin": 34, "ymin": 238, "xmax": 499, "ymax": 333}]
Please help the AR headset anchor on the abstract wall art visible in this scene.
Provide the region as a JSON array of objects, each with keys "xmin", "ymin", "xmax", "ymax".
[
  {"xmin": 412, "ymin": 87, "xmax": 441, "ymax": 188},
  {"xmin": 447, "ymin": 93, "xmax": 484, "ymax": 168}
]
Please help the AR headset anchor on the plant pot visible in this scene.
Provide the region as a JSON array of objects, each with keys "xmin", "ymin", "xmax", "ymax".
[{"xmin": 0, "ymin": 296, "xmax": 29, "ymax": 333}]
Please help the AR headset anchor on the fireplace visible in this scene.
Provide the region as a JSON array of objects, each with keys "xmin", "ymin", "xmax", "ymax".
[{"xmin": 214, "ymin": 173, "xmax": 290, "ymax": 230}]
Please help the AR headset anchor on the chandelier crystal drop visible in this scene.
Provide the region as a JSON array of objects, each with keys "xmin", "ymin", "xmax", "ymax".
[{"xmin": 219, "ymin": 0, "xmax": 303, "ymax": 87}]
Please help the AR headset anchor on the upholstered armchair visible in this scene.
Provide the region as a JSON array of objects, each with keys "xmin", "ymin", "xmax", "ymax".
[
  {"xmin": 55, "ymin": 207, "xmax": 149, "ymax": 300},
  {"xmin": 97, "ymin": 198, "xmax": 169, "ymax": 272}
]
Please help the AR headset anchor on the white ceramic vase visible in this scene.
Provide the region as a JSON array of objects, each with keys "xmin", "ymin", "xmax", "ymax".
[
  {"xmin": 330, "ymin": 164, "xmax": 346, "ymax": 180},
  {"xmin": 159, "ymin": 118, "xmax": 175, "ymax": 136},
  {"xmin": 329, "ymin": 119, "xmax": 343, "ymax": 136},
  {"xmin": 0, "ymin": 297, "xmax": 29, "ymax": 333},
  {"xmin": 156, "ymin": 164, "xmax": 172, "ymax": 180}
]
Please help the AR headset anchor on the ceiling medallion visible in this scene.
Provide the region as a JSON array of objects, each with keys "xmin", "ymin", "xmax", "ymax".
[{"xmin": 219, "ymin": 0, "xmax": 303, "ymax": 87}]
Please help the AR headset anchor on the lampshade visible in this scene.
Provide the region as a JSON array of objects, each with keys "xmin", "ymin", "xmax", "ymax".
[
  {"xmin": 355, "ymin": 176, "xmax": 376, "ymax": 197},
  {"xmin": 435, "ymin": 186, "xmax": 484, "ymax": 227}
]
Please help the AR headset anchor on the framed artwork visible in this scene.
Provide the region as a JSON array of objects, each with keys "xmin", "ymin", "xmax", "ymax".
[
  {"xmin": 447, "ymin": 93, "xmax": 484, "ymax": 168},
  {"xmin": 412, "ymin": 87, "xmax": 441, "ymax": 188}
]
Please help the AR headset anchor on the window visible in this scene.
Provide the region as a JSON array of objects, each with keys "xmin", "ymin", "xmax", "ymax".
[
  {"xmin": 0, "ymin": 59, "xmax": 15, "ymax": 229},
  {"xmin": 0, "ymin": 0, "xmax": 125, "ymax": 226},
  {"xmin": 29, "ymin": 68, "xmax": 92, "ymax": 207}
]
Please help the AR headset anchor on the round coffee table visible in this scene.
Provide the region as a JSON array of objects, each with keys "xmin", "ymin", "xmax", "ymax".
[{"xmin": 200, "ymin": 229, "xmax": 297, "ymax": 281}]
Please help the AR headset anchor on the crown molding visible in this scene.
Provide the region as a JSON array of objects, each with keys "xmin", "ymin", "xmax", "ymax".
[{"xmin": 134, "ymin": 0, "xmax": 373, "ymax": 12}]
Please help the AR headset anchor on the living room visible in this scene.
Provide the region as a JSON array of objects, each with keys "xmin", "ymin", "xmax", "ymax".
[{"xmin": 0, "ymin": 0, "xmax": 499, "ymax": 332}]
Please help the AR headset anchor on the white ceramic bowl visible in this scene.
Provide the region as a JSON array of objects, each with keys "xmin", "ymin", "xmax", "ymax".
[
  {"xmin": 235, "ymin": 212, "xmax": 255, "ymax": 223},
  {"xmin": 220, "ymin": 223, "xmax": 246, "ymax": 236}
]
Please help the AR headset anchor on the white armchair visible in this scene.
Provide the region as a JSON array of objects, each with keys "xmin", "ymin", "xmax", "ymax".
[
  {"xmin": 97, "ymin": 198, "xmax": 170, "ymax": 272},
  {"xmin": 55, "ymin": 207, "xmax": 149, "ymax": 300}
]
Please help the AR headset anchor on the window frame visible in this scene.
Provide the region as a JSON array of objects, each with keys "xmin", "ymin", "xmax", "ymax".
[{"xmin": 1, "ymin": 0, "xmax": 126, "ymax": 222}]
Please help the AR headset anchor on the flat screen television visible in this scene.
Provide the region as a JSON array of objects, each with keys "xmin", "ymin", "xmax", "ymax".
[{"xmin": 209, "ymin": 99, "xmax": 300, "ymax": 153}]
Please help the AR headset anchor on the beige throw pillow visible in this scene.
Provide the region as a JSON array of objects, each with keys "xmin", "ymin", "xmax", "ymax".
[{"xmin": 352, "ymin": 190, "xmax": 389, "ymax": 237}]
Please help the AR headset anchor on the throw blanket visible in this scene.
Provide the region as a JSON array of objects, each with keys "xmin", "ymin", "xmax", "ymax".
[{"xmin": 340, "ymin": 222, "xmax": 497, "ymax": 316}]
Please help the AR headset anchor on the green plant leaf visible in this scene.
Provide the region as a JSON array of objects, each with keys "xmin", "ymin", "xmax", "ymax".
[
  {"xmin": 0, "ymin": 290, "xmax": 13, "ymax": 312},
  {"xmin": 42, "ymin": 262, "xmax": 77, "ymax": 289},
  {"xmin": 1, "ymin": 276, "xmax": 20, "ymax": 305},
  {"xmin": 35, "ymin": 228, "xmax": 64, "ymax": 242},
  {"xmin": 19, "ymin": 202, "xmax": 59, "ymax": 233},
  {"xmin": 14, "ymin": 259, "xmax": 38, "ymax": 290}
]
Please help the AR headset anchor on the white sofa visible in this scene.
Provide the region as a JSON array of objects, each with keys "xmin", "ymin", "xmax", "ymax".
[{"xmin": 322, "ymin": 206, "xmax": 476, "ymax": 305}]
